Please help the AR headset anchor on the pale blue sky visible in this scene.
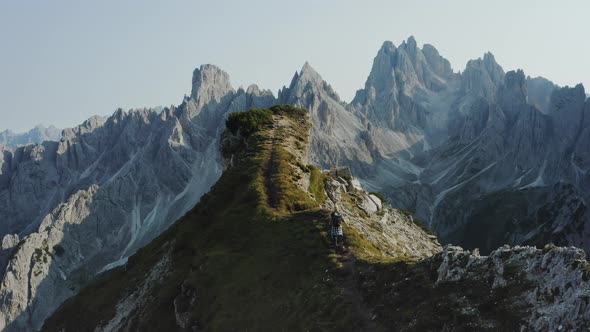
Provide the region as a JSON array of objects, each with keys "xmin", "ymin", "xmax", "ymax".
[{"xmin": 1, "ymin": 0, "xmax": 588, "ymax": 132}]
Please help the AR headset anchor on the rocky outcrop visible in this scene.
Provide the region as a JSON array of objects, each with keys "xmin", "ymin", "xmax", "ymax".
[
  {"xmin": 358, "ymin": 243, "xmax": 590, "ymax": 330},
  {"xmin": 323, "ymin": 166, "xmax": 441, "ymax": 260},
  {"xmin": 434, "ymin": 244, "xmax": 590, "ymax": 331},
  {"xmin": 95, "ymin": 248, "xmax": 173, "ymax": 332}
]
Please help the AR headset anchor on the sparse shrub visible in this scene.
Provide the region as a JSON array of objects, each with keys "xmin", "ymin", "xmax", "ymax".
[
  {"xmin": 270, "ymin": 104, "xmax": 307, "ymax": 118},
  {"xmin": 308, "ymin": 165, "xmax": 328, "ymax": 205},
  {"xmin": 226, "ymin": 108, "xmax": 273, "ymax": 137},
  {"xmin": 33, "ymin": 248, "xmax": 43, "ymax": 263}
]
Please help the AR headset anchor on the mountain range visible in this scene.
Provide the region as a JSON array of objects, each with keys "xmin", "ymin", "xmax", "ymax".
[
  {"xmin": 0, "ymin": 125, "xmax": 61, "ymax": 148},
  {"xmin": 0, "ymin": 36, "xmax": 589, "ymax": 330}
]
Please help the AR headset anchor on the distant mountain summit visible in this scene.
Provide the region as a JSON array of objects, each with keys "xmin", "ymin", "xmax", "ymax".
[{"xmin": 0, "ymin": 125, "xmax": 61, "ymax": 147}]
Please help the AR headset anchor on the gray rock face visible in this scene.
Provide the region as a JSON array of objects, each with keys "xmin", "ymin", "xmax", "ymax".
[
  {"xmin": 460, "ymin": 52, "xmax": 505, "ymax": 100},
  {"xmin": 0, "ymin": 65, "xmax": 274, "ymax": 331},
  {"xmin": 527, "ymin": 76, "xmax": 558, "ymax": 114},
  {"xmin": 278, "ymin": 63, "xmax": 374, "ymax": 170},
  {"xmin": 190, "ymin": 64, "xmax": 234, "ymax": 109},
  {"xmin": 418, "ymin": 79, "xmax": 589, "ymax": 252},
  {"xmin": 549, "ymin": 83, "xmax": 586, "ymax": 150},
  {"xmin": 350, "ymin": 37, "xmax": 454, "ymax": 136},
  {"xmin": 0, "ymin": 125, "xmax": 61, "ymax": 148}
]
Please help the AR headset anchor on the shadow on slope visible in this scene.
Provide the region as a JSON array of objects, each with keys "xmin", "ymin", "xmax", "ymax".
[{"xmin": 355, "ymin": 258, "xmax": 531, "ymax": 331}]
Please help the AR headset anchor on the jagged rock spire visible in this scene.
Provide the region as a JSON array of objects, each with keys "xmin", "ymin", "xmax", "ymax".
[
  {"xmin": 460, "ymin": 52, "xmax": 505, "ymax": 99},
  {"xmin": 499, "ymin": 69, "xmax": 528, "ymax": 112},
  {"xmin": 190, "ymin": 64, "xmax": 234, "ymax": 109}
]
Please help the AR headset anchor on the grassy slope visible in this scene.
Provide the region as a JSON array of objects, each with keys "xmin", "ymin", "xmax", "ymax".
[{"xmin": 43, "ymin": 106, "xmax": 370, "ymax": 331}]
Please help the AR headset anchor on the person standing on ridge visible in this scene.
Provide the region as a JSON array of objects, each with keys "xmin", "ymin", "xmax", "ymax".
[{"xmin": 331, "ymin": 207, "xmax": 344, "ymax": 247}]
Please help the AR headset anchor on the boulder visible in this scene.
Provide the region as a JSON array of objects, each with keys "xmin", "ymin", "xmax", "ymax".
[
  {"xmin": 358, "ymin": 195, "xmax": 379, "ymax": 214},
  {"xmin": 368, "ymin": 194, "xmax": 382, "ymax": 210},
  {"xmin": 1, "ymin": 234, "xmax": 19, "ymax": 251},
  {"xmin": 348, "ymin": 178, "xmax": 364, "ymax": 192}
]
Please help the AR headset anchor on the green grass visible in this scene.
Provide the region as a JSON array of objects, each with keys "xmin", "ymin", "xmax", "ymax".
[
  {"xmin": 225, "ymin": 108, "xmax": 273, "ymax": 137},
  {"xmin": 308, "ymin": 165, "xmax": 328, "ymax": 205},
  {"xmin": 266, "ymin": 142, "xmax": 316, "ymax": 212},
  {"xmin": 344, "ymin": 223, "xmax": 385, "ymax": 262}
]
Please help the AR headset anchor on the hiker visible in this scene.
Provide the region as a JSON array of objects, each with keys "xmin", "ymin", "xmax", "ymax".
[{"xmin": 331, "ymin": 208, "xmax": 344, "ymax": 247}]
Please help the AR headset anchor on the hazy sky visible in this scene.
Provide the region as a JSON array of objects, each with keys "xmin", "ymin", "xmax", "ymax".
[{"xmin": 1, "ymin": 0, "xmax": 588, "ymax": 132}]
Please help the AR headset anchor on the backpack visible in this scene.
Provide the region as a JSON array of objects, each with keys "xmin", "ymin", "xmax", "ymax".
[{"xmin": 332, "ymin": 212, "xmax": 342, "ymax": 227}]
